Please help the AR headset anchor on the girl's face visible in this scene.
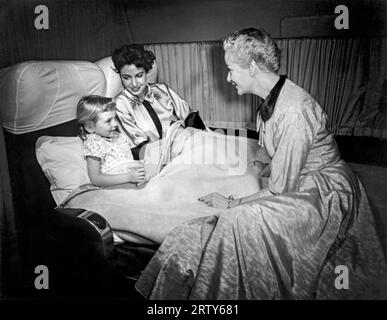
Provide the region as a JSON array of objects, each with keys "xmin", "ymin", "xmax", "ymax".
[
  {"xmin": 92, "ymin": 110, "xmax": 117, "ymax": 138},
  {"xmin": 224, "ymin": 52, "xmax": 253, "ymax": 95},
  {"xmin": 119, "ymin": 64, "xmax": 148, "ymax": 97}
]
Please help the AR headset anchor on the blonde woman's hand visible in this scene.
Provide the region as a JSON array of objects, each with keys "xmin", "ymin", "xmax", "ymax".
[{"xmin": 198, "ymin": 192, "xmax": 229, "ymax": 209}]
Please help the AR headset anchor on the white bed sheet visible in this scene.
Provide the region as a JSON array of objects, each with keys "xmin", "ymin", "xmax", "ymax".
[{"xmin": 60, "ymin": 130, "xmax": 264, "ymax": 244}]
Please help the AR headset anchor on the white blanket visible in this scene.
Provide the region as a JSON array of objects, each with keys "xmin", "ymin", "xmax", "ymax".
[{"xmin": 61, "ymin": 129, "xmax": 264, "ymax": 244}]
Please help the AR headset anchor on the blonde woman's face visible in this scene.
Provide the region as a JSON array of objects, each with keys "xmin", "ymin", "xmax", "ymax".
[
  {"xmin": 224, "ymin": 52, "xmax": 253, "ymax": 96},
  {"xmin": 120, "ymin": 64, "xmax": 148, "ymax": 98}
]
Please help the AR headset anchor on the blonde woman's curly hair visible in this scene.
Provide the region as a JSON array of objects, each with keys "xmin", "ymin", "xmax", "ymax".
[{"xmin": 223, "ymin": 27, "xmax": 281, "ymax": 73}]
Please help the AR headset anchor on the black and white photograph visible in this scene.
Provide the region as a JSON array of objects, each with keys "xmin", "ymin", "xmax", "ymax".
[{"xmin": 0, "ymin": 0, "xmax": 386, "ymax": 308}]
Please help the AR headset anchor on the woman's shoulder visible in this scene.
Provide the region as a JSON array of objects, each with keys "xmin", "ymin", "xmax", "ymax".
[
  {"xmin": 150, "ymin": 83, "xmax": 186, "ymax": 102},
  {"xmin": 279, "ymin": 80, "xmax": 322, "ymax": 115},
  {"xmin": 114, "ymin": 91, "xmax": 135, "ymax": 112},
  {"xmin": 149, "ymin": 83, "xmax": 176, "ymax": 101},
  {"xmin": 114, "ymin": 89, "xmax": 126, "ymax": 100},
  {"xmin": 149, "ymin": 83, "xmax": 169, "ymax": 93},
  {"xmin": 283, "ymin": 80, "xmax": 314, "ymax": 102},
  {"xmin": 268, "ymin": 80, "xmax": 325, "ymax": 130}
]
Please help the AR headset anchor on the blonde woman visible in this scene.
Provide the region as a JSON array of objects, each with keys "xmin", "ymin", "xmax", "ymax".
[{"xmin": 135, "ymin": 28, "xmax": 387, "ymax": 300}]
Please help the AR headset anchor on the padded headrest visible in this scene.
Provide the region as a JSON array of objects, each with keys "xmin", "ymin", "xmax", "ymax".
[
  {"xmin": 0, "ymin": 58, "xmax": 158, "ymax": 135},
  {"xmin": 0, "ymin": 61, "xmax": 106, "ymax": 134}
]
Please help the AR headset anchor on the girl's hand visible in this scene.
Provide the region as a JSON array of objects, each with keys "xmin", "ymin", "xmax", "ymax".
[
  {"xmin": 251, "ymin": 160, "xmax": 271, "ymax": 177},
  {"xmin": 198, "ymin": 192, "xmax": 228, "ymax": 208},
  {"xmin": 258, "ymin": 162, "xmax": 271, "ymax": 177},
  {"xmin": 128, "ymin": 167, "xmax": 146, "ymax": 183},
  {"xmin": 255, "ymin": 147, "xmax": 271, "ymax": 163},
  {"xmin": 251, "ymin": 159, "xmax": 266, "ymax": 171}
]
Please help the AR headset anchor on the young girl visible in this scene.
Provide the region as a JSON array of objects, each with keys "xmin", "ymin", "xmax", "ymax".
[{"xmin": 76, "ymin": 95, "xmax": 145, "ymax": 187}]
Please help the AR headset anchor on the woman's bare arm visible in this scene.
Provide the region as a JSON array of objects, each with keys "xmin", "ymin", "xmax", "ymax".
[
  {"xmin": 229, "ymin": 188, "xmax": 274, "ymax": 207},
  {"xmin": 199, "ymin": 187, "xmax": 274, "ymax": 209}
]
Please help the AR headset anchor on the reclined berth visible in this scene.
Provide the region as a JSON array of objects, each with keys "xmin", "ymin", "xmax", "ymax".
[{"xmin": 0, "ymin": 57, "xmax": 159, "ymax": 298}]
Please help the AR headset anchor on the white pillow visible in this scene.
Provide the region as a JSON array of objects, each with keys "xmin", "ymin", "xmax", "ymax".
[
  {"xmin": 36, "ymin": 136, "xmax": 91, "ymax": 205},
  {"xmin": 94, "ymin": 56, "xmax": 123, "ymax": 98}
]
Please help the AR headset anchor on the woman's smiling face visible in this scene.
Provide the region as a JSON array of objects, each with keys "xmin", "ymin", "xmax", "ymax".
[
  {"xmin": 120, "ymin": 64, "xmax": 148, "ymax": 97},
  {"xmin": 224, "ymin": 52, "xmax": 253, "ymax": 96}
]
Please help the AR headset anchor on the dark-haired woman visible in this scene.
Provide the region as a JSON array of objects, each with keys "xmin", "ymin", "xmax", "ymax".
[
  {"xmin": 112, "ymin": 44, "xmax": 192, "ymax": 156},
  {"xmin": 135, "ymin": 28, "xmax": 387, "ymax": 299}
]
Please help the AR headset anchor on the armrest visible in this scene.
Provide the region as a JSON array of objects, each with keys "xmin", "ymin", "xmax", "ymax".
[{"xmin": 52, "ymin": 208, "xmax": 114, "ymax": 261}]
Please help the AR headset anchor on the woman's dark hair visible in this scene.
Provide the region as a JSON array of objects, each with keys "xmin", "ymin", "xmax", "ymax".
[{"xmin": 112, "ymin": 44, "xmax": 156, "ymax": 73}]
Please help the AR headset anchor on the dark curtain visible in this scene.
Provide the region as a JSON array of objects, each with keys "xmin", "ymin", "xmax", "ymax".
[
  {"xmin": 355, "ymin": 37, "xmax": 387, "ymax": 138},
  {"xmin": 278, "ymin": 37, "xmax": 369, "ymax": 136},
  {"xmin": 0, "ymin": 0, "xmax": 131, "ymax": 68},
  {"xmin": 0, "ymin": 118, "xmax": 19, "ymax": 298}
]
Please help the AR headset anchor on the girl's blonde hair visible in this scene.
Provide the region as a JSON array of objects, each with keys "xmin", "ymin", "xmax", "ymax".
[
  {"xmin": 223, "ymin": 27, "xmax": 281, "ymax": 73},
  {"xmin": 76, "ymin": 95, "xmax": 116, "ymax": 140}
]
